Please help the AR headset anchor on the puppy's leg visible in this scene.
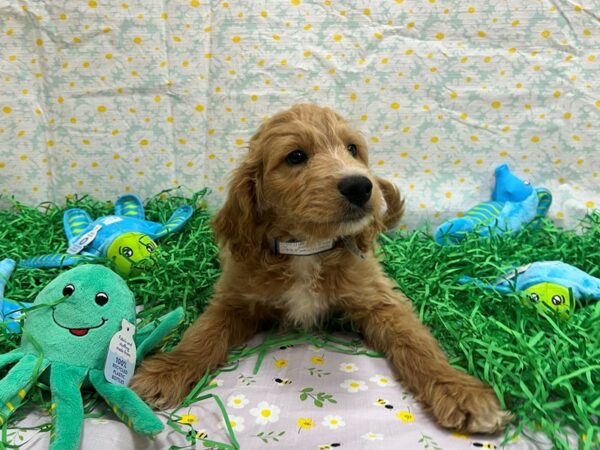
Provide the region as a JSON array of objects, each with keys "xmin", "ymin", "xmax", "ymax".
[
  {"xmin": 347, "ymin": 288, "xmax": 512, "ymax": 433},
  {"xmin": 130, "ymin": 299, "xmax": 260, "ymax": 408}
]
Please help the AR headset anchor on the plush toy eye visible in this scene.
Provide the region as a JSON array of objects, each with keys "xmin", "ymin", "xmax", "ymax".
[
  {"xmin": 347, "ymin": 144, "xmax": 358, "ymax": 157},
  {"xmin": 121, "ymin": 247, "xmax": 134, "ymax": 258},
  {"xmin": 551, "ymin": 295, "xmax": 563, "ymax": 306},
  {"xmin": 95, "ymin": 292, "xmax": 109, "ymax": 306},
  {"xmin": 285, "ymin": 150, "xmax": 308, "ymax": 166},
  {"xmin": 62, "ymin": 284, "xmax": 75, "ymax": 297},
  {"xmin": 529, "ymin": 293, "xmax": 539, "ymax": 303},
  {"xmin": 146, "ymin": 243, "xmax": 155, "ymax": 253}
]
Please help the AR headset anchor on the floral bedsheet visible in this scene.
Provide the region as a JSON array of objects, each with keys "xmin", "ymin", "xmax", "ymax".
[{"xmin": 9, "ymin": 333, "xmax": 564, "ymax": 450}]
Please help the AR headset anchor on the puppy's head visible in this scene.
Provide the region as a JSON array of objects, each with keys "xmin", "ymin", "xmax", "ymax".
[{"xmin": 213, "ymin": 104, "xmax": 403, "ymax": 260}]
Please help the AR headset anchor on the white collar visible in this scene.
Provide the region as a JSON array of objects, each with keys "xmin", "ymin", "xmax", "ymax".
[
  {"xmin": 274, "ymin": 238, "xmax": 337, "ymax": 256},
  {"xmin": 274, "ymin": 236, "xmax": 365, "ymax": 259}
]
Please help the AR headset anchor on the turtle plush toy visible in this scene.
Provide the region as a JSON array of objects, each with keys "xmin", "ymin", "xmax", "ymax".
[
  {"xmin": 20, "ymin": 194, "xmax": 193, "ymax": 277},
  {"xmin": 0, "ymin": 258, "xmax": 31, "ymax": 333},
  {"xmin": 435, "ymin": 164, "xmax": 552, "ymax": 245},
  {"xmin": 0, "ymin": 264, "xmax": 184, "ymax": 450},
  {"xmin": 459, "ymin": 261, "xmax": 600, "ymax": 317}
]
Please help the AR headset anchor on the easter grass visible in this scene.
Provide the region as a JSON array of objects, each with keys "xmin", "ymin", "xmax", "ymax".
[{"xmin": 0, "ymin": 190, "xmax": 598, "ymax": 449}]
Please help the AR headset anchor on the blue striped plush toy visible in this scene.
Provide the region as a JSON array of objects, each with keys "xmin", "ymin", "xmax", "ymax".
[
  {"xmin": 0, "ymin": 259, "xmax": 32, "ymax": 333},
  {"xmin": 20, "ymin": 195, "xmax": 193, "ymax": 277},
  {"xmin": 435, "ymin": 164, "xmax": 552, "ymax": 245},
  {"xmin": 458, "ymin": 261, "xmax": 600, "ymax": 317}
]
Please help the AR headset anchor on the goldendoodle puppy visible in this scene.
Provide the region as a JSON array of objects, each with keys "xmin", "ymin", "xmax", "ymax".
[{"xmin": 131, "ymin": 103, "xmax": 511, "ymax": 433}]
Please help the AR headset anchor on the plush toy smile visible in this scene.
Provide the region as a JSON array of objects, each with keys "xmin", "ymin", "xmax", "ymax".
[{"xmin": 51, "ymin": 308, "xmax": 107, "ymax": 336}]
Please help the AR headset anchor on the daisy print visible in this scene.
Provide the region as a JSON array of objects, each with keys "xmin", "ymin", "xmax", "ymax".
[
  {"xmin": 369, "ymin": 374, "xmax": 397, "ymax": 387},
  {"xmin": 310, "ymin": 355, "xmax": 325, "ymax": 365},
  {"xmin": 227, "ymin": 393, "xmax": 249, "ymax": 409},
  {"xmin": 250, "ymin": 401, "xmax": 280, "ymax": 424},
  {"xmin": 362, "ymin": 432, "xmax": 384, "ymax": 441},
  {"xmin": 225, "ymin": 415, "xmax": 245, "ymax": 432},
  {"xmin": 273, "ymin": 358, "xmax": 288, "ymax": 368},
  {"xmin": 437, "ymin": 181, "xmax": 466, "ymax": 211},
  {"xmin": 322, "ymin": 415, "xmax": 346, "ymax": 430},
  {"xmin": 340, "ymin": 379, "xmax": 368, "ymax": 393},
  {"xmin": 297, "ymin": 417, "xmax": 315, "ymax": 433},
  {"xmin": 396, "ymin": 409, "xmax": 416, "ymax": 423},
  {"xmin": 338, "ymin": 362, "xmax": 358, "ymax": 373},
  {"xmin": 91, "ymin": 418, "xmax": 109, "ymax": 425},
  {"xmin": 209, "ymin": 378, "xmax": 224, "ymax": 387},
  {"xmin": 178, "ymin": 413, "xmax": 198, "ymax": 425}
]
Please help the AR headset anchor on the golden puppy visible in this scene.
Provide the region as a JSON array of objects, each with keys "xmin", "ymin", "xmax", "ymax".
[{"xmin": 131, "ymin": 104, "xmax": 511, "ymax": 433}]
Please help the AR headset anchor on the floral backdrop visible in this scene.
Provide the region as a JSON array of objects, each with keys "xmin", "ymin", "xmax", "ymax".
[{"xmin": 0, "ymin": 0, "xmax": 598, "ymax": 230}]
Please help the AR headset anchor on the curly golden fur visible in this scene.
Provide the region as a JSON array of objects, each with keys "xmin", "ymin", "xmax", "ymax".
[{"xmin": 131, "ymin": 104, "xmax": 512, "ymax": 433}]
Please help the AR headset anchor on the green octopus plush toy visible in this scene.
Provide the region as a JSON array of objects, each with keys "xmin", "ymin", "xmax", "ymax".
[{"xmin": 0, "ymin": 264, "xmax": 184, "ymax": 450}]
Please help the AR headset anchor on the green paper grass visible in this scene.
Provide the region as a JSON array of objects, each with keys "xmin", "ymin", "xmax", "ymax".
[
  {"xmin": 380, "ymin": 214, "xmax": 600, "ymax": 450},
  {"xmin": 1, "ymin": 191, "xmax": 599, "ymax": 449}
]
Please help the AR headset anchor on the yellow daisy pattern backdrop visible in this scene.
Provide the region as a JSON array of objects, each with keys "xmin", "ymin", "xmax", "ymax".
[{"xmin": 0, "ymin": 0, "xmax": 599, "ymax": 230}]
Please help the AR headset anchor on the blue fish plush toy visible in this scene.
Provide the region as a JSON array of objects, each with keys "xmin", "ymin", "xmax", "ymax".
[
  {"xmin": 0, "ymin": 259, "xmax": 32, "ymax": 333},
  {"xmin": 20, "ymin": 195, "xmax": 193, "ymax": 277},
  {"xmin": 459, "ymin": 261, "xmax": 600, "ymax": 317},
  {"xmin": 435, "ymin": 164, "xmax": 552, "ymax": 245}
]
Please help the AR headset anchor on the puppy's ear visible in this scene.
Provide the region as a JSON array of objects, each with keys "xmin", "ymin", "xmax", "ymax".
[
  {"xmin": 354, "ymin": 177, "xmax": 404, "ymax": 253},
  {"xmin": 212, "ymin": 156, "xmax": 263, "ymax": 261},
  {"xmin": 376, "ymin": 176, "xmax": 405, "ymax": 231}
]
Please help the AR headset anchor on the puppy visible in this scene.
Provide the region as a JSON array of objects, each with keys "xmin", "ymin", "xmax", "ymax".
[{"xmin": 131, "ymin": 104, "xmax": 511, "ymax": 433}]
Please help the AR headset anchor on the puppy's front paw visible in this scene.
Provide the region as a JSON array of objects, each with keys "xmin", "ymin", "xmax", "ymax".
[
  {"xmin": 429, "ymin": 374, "xmax": 513, "ymax": 433},
  {"xmin": 130, "ymin": 352, "xmax": 201, "ymax": 409}
]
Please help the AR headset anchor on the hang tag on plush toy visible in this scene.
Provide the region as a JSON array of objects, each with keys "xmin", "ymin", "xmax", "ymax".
[
  {"xmin": 100, "ymin": 216, "xmax": 123, "ymax": 226},
  {"xmin": 104, "ymin": 319, "xmax": 137, "ymax": 386},
  {"xmin": 67, "ymin": 224, "xmax": 102, "ymax": 254}
]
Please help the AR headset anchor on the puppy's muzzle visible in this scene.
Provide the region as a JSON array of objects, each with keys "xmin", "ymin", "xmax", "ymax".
[{"xmin": 338, "ymin": 175, "xmax": 372, "ymax": 208}]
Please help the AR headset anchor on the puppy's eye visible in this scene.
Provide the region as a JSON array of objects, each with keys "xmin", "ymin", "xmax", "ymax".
[
  {"xmin": 285, "ymin": 150, "xmax": 308, "ymax": 166},
  {"xmin": 347, "ymin": 144, "xmax": 358, "ymax": 157}
]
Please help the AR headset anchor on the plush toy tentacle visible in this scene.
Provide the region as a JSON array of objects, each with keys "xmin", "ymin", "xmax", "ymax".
[
  {"xmin": 134, "ymin": 307, "xmax": 184, "ymax": 360},
  {"xmin": 63, "ymin": 208, "xmax": 93, "ymax": 243},
  {"xmin": 0, "ymin": 259, "xmax": 16, "ymax": 298},
  {"xmin": 0, "ymin": 299, "xmax": 31, "ymax": 333},
  {"xmin": 89, "ymin": 369, "xmax": 163, "ymax": 435},
  {"xmin": 19, "ymin": 254, "xmax": 85, "ymax": 269},
  {"xmin": 434, "ymin": 201, "xmax": 504, "ymax": 244},
  {"xmin": 458, "ymin": 276, "xmax": 514, "ymax": 294},
  {"xmin": 114, "ymin": 194, "xmax": 146, "ymax": 220},
  {"xmin": 0, "ymin": 354, "xmax": 48, "ymax": 425},
  {"xmin": 0, "ymin": 350, "xmax": 24, "ymax": 369},
  {"xmin": 532, "ymin": 189, "xmax": 553, "ymax": 227},
  {"xmin": 150, "ymin": 205, "xmax": 193, "ymax": 239},
  {"xmin": 0, "ymin": 260, "xmax": 25, "ymax": 333},
  {"xmin": 49, "ymin": 363, "xmax": 88, "ymax": 450}
]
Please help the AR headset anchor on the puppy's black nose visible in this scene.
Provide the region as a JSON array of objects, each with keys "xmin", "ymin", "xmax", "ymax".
[{"xmin": 337, "ymin": 175, "xmax": 373, "ymax": 207}]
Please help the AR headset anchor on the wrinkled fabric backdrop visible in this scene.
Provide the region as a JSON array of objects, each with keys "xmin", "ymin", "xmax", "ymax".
[{"xmin": 0, "ymin": 0, "xmax": 598, "ymax": 231}]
